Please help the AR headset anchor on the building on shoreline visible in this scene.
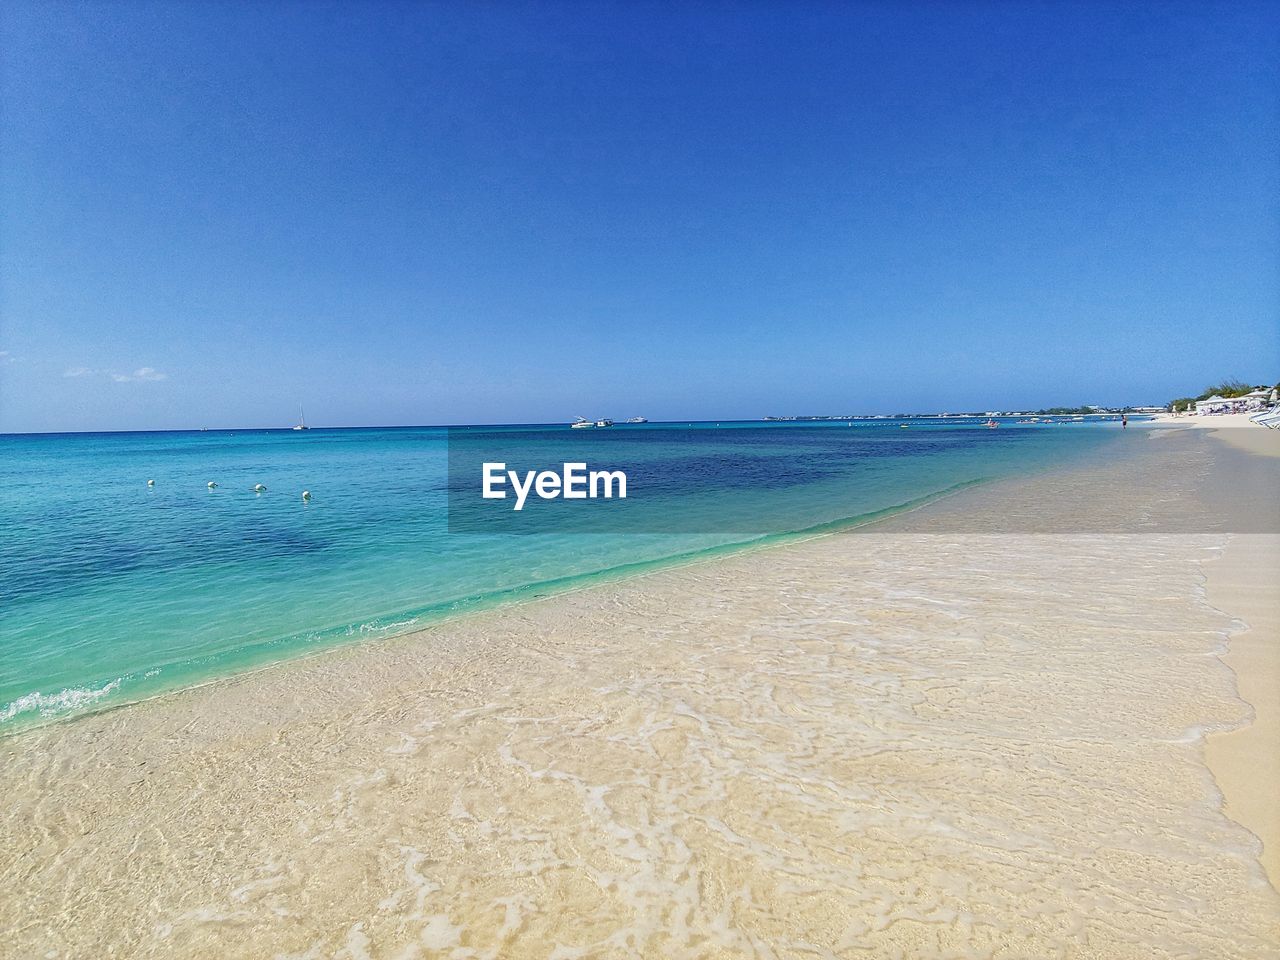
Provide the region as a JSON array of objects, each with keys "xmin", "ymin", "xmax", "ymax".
[{"xmin": 1195, "ymin": 389, "xmax": 1276, "ymax": 416}]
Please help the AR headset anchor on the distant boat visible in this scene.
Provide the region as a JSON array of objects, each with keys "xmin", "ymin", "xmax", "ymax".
[
  {"xmin": 625, "ymin": 416, "xmax": 648, "ymax": 424},
  {"xmin": 985, "ymin": 419, "xmax": 999, "ymax": 429},
  {"xmin": 293, "ymin": 405, "xmax": 310, "ymax": 431},
  {"xmin": 570, "ymin": 416, "xmax": 616, "ymax": 429}
]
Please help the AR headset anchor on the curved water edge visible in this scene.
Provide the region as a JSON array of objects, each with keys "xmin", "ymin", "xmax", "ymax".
[
  {"xmin": 0, "ymin": 477, "xmax": 990, "ymax": 736},
  {"xmin": 1196, "ymin": 533, "xmax": 1280, "ymax": 891}
]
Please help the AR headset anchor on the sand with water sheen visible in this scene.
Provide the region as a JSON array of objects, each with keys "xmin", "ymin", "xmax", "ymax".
[{"xmin": 2, "ymin": 427, "xmax": 1278, "ymax": 958}]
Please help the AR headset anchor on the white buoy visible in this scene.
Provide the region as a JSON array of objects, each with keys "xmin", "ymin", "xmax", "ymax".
[
  {"xmin": 147, "ymin": 479, "xmax": 155, "ymax": 487},
  {"xmin": 253, "ymin": 483, "xmax": 267, "ymax": 492},
  {"xmin": 301, "ymin": 490, "xmax": 311, "ymax": 502},
  {"xmin": 207, "ymin": 481, "xmax": 218, "ymax": 489}
]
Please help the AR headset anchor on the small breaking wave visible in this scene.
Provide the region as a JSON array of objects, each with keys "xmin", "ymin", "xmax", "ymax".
[{"xmin": 0, "ymin": 677, "xmax": 126, "ymax": 725}]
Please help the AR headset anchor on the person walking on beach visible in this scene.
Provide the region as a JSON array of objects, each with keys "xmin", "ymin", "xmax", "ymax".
[{"xmin": 1122, "ymin": 414, "xmax": 1128, "ymax": 429}]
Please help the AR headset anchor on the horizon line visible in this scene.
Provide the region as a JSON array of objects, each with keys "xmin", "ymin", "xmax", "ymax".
[{"xmin": 0, "ymin": 410, "xmax": 1153, "ymax": 437}]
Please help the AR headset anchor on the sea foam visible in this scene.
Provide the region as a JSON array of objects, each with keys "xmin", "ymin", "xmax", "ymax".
[{"xmin": 0, "ymin": 678, "xmax": 125, "ymax": 723}]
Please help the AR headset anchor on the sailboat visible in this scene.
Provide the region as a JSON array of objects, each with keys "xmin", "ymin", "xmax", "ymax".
[{"xmin": 292, "ymin": 405, "xmax": 310, "ymax": 431}]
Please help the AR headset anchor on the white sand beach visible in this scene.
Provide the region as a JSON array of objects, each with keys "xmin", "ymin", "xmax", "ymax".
[{"xmin": 2, "ymin": 425, "xmax": 1277, "ymax": 959}]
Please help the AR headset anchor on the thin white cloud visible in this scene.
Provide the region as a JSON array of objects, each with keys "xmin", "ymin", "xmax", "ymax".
[
  {"xmin": 112, "ymin": 367, "xmax": 168, "ymax": 382},
  {"xmin": 64, "ymin": 365, "xmax": 169, "ymax": 382}
]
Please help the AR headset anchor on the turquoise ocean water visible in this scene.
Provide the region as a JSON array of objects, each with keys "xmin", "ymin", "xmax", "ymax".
[{"xmin": 0, "ymin": 418, "xmax": 1128, "ymax": 732}]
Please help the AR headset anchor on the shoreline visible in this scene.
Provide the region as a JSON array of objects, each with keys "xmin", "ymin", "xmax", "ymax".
[
  {"xmin": 1204, "ymin": 534, "xmax": 1280, "ymax": 888},
  {"xmin": 0, "ymin": 475, "xmax": 999, "ymax": 739},
  {"xmin": 1198, "ymin": 421, "xmax": 1280, "ymax": 889},
  {"xmin": 3, "ymin": 425, "xmax": 1278, "ymax": 956}
]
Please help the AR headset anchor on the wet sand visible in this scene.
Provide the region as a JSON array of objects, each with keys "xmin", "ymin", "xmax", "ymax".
[{"xmin": 2, "ymin": 426, "xmax": 1278, "ymax": 958}]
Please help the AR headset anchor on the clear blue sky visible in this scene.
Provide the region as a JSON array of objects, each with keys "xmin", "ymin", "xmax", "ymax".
[{"xmin": 1, "ymin": 1, "xmax": 1277, "ymax": 431}]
